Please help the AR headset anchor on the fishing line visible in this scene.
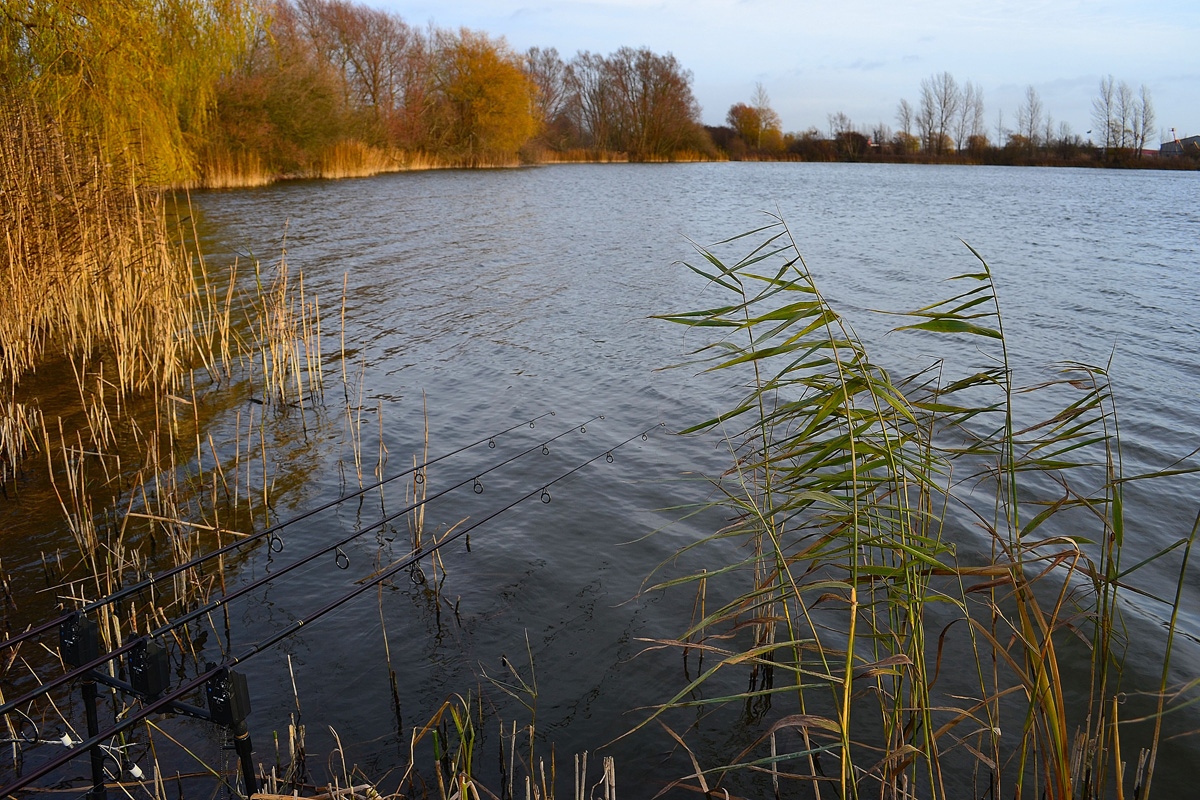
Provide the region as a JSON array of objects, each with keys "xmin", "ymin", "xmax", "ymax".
[
  {"xmin": 0, "ymin": 415, "xmax": 600, "ymax": 719},
  {"xmin": 0, "ymin": 412, "xmax": 556, "ymax": 653},
  {"xmin": 0, "ymin": 422, "xmax": 664, "ymax": 800}
]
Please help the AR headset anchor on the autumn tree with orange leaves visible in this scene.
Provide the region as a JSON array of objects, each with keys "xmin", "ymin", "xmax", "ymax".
[
  {"xmin": 726, "ymin": 83, "xmax": 783, "ymax": 152},
  {"xmin": 199, "ymin": 0, "xmax": 711, "ymax": 175},
  {"xmin": 430, "ymin": 29, "xmax": 537, "ymax": 164}
]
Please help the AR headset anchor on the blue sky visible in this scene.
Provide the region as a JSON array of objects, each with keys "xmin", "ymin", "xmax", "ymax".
[{"xmin": 375, "ymin": 0, "xmax": 1199, "ymax": 145}]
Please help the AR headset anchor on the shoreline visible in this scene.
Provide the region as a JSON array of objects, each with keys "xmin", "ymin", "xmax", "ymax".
[{"xmin": 177, "ymin": 149, "xmax": 1199, "ymax": 191}]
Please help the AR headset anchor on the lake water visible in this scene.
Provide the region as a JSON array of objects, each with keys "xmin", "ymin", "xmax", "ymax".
[{"xmin": 5, "ymin": 162, "xmax": 1200, "ymax": 797}]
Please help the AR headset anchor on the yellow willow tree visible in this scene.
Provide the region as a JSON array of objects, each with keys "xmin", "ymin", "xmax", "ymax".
[
  {"xmin": 431, "ymin": 27, "xmax": 537, "ymax": 165},
  {"xmin": 1, "ymin": 0, "xmax": 259, "ymax": 182}
]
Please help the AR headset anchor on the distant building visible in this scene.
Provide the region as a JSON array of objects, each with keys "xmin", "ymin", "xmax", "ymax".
[{"xmin": 1161, "ymin": 134, "xmax": 1200, "ymax": 156}]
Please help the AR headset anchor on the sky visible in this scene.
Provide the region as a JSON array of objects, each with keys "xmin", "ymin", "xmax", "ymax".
[{"xmin": 374, "ymin": 0, "xmax": 1200, "ymax": 145}]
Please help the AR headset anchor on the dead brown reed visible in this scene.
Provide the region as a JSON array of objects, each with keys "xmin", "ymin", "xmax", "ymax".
[
  {"xmin": 249, "ymin": 247, "xmax": 325, "ymax": 409},
  {"xmin": 0, "ymin": 95, "xmax": 193, "ymax": 399},
  {"xmin": 187, "ymin": 142, "xmax": 468, "ymax": 189},
  {"xmin": 317, "ymin": 141, "xmax": 401, "ymax": 180},
  {"xmin": 531, "ymin": 148, "xmax": 723, "ymax": 164},
  {"xmin": 0, "ymin": 399, "xmax": 42, "ymax": 489},
  {"xmin": 632, "ymin": 149, "xmax": 719, "ymax": 163},
  {"xmin": 194, "ymin": 148, "xmax": 274, "ymax": 189},
  {"xmin": 188, "ymin": 139, "xmax": 727, "ymax": 189},
  {"xmin": 530, "ymin": 148, "xmax": 630, "ymax": 164},
  {"xmin": 0, "ymin": 84, "xmax": 342, "ymax": 631}
]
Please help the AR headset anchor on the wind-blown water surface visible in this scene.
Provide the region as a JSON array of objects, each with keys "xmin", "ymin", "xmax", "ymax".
[{"xmin": 7, "ymin": 162, "xmax": 1199, "ymax": 796}]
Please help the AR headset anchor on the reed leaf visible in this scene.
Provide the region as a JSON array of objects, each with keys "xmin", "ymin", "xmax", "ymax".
[{"xmin": 646, "ymin": 214, "xmax": 1198, "ymax": 799}]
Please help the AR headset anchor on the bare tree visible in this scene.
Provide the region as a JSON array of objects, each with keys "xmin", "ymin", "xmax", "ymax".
[
  {"xmin": 342, "ymin": 7, "xmax": 415, "ymax": 125},
  {"xmin": 916, "ymin": 89, "xmax": 934, "ymax": 151},
  {"xmin": 1016, "ymin": 84, "xmax": 1043, "ymax": 148},
  {"xmin": 1092, "ymin": 75, "xmax": 1115, "ymax": 148},
  {"xmin": 726, "ymin": 84, "xmax": 782, "ymax": 151},
  {"xmin": 563, "ymin": 51, "xmax": 615, "ymax": 149},
  {"xmin": 1115, "ymin": 80, "xmax": 1135, "ymax": 148},
  {"xmin": 293, "ymin": 0, "xmax": 352, "ymax": 88},
  {"xmin": 827, "ymin": 111, "xmax": 853, "ymax": 139},
  {"xmin": 565, "ymin": 47, "xmax": 703, "ymax": 157},
  {"xmin": 1057, "ymin": 121, "xmax": 1079, "ymax": 152},
  {"xmin": 970, "ymin": 83, "xmax": 986, "ymax": 140},
  {"xmin": 895, "ymin": 98, "xmax": 914, "ymax": 137},
  {"xmin": 953, "ymin": 80, "xmax": 982, "ymax": 153},
  {"xmin": 1096, "ymin": 78, "xmax": 1155, "ymax": 153},
  {"xmin": 871, "ymin": 122, "xmax": 892, "ymax": 148},
  {"xmin": 525, "ymin": 46, "xmax": 567, "ymax": 127},
  {"xmin": 286, "ymin": 0, "xmax": 431, "ymax": 144},
  {"xmin": 751, "ymin": 82, "xmax": 782, "ymax": 145},
  {"xmin": 1136, "ymin": 84, "xmax": 1155, "ymax": 154},
  {"xmin": 919, "ymin": 72, "xmax": 958, "ymax": 155}
]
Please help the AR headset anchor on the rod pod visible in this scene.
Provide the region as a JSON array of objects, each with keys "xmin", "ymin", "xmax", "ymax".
[
  {"xmin": 206, "ymin": 665, "xmax": 257, "ymax": 797},
  {"xmin": 60, "ymin": 614, "xmax": 106, "ymax": 800}
]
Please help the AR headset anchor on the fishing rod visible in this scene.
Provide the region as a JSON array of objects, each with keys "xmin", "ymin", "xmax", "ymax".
[
  {"xmin": 0, "ymin": 416, "xmax": 601, "ymax": 720},
  {"xmin": 228, "ymin": 422, "xmax": 667, "ymax": 665},
  {"xmin": 0, "ymin": 422, "xmax": 665, "ymax": 800},
  {"xmin": 0, "ymin": 411, "xmax": 557, "ymax": 653}
]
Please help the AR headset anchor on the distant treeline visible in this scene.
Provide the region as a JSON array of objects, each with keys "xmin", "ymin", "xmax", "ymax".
[
  {"xmin": 713, "ymin": 74, "xmax": 1199, "ymax": 170},
  {"xmin": 206, "ymin": 1, "xmax": 717, "ymax": 180},
  {"xmin": 4, "ymin": 1, "xmax": 1195, "ymax": 187},
  {"xmin": 708, "ymin": 125, "xmax": 1200, "ymax": 169},
  {"xmin": 2, "ymin": 0, "xmax": 714, "ymax": 186}
]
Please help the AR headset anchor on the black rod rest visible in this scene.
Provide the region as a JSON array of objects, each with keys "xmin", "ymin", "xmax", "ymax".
[
  {"xmin": 60, "ymin": 614, "xmax": 107, "ymax": 800},
  {"xmin": 57, "ymin": 614, "xmax": 258, "ymax": 799}
]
